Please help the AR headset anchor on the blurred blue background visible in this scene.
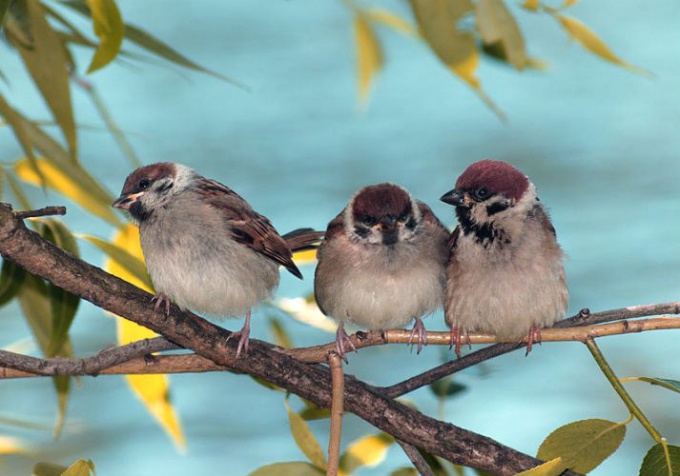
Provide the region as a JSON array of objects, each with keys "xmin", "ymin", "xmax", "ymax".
[{"xmin": 1, "ymin": 0, "xmax": 679, "ymax": 474}]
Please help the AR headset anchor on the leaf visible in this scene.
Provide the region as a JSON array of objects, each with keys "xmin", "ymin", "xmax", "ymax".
[
  {"xmin": 85, "ymin": 0, "xmax": 124, "ymax": 73},
  {"xmin": 0, "ymin": 93, "xmax": 44, "ymax": 184},
  {"xmin": 554, "ymin": 14, "xmax": 651, "ymax": 76},
  {"xmin": 62, "ymin": 459, "xmax": 96, "ymax": 476},
  {"xmin": 560, "ymin": 0, "xmax": 580, "ymax": 8},
  {"xmin": 249, "ymin": 462, "xmax": 325, "ymax": 476},
  {"xmin": 268, "ymin": 315, "xmax": 293, "ymax": 349},
  {"xmin": 521, "ymin": 0, "xmax": 540, "ymax": 11},
  {"xmin": 515, "ymin": 457, "xmax": 565, "ymax": 476},
  {"xmin": 630, "ymin": 377, "xmax": 680, "ymax": 395},
  {"xmin": 409, "ymin": 0, "xmax": 504, "ymax": 118},
  {"xmin": 475, "ymin": 0, "xmax": 527, "ymax": 70},
  {"xmin": 0, "ymin": 435, "xmax": 24, "ymax": 455},
  {"xmin": 429, "ymin": 378, "xmax": 466, "ymax": 398},
  {"xmin": 79, "ymin": 233, "xmax": 151, "ymax": 288},
  {"xmin": 5, "ymin": 170, "xmax": 33, "ymax": 211},
  {"xmin": 0, "ymin": 258, "xmax": 26, "ymax": 307},
  {"xmin": 60, "ymin": 0, "xmax": 242, "ymax": 86},
  {"xmin": 6, "ymin": 0, "xmax": 76, "ymax": 155},
  {"xmin": 275, "ymin": 296, "xmax": 337, "ymax": 333},
  {"xmin": 639, "ymin": 443, "xmax": 680, "ymax": 476},
  {"xmin": 32, "ymin": 462, "xmax": 68, "ymax": 476},
  {"xmin": 285, "ymin": 396, "xmax": 327, "ymax": 470},
  {"xmin": 102, "ymin": 225, "xmax": 185, "ymax": 451},
  {"xmin": 355, "ymin": 13, "xmax": 383, "ymax": 107},
  {"xmin": 39, "ymin": 220, "xmax": 81, "ymax": 357},
  {"xmin": 15, "ymin": 157, "xmax": 120, "ymax": 226},
  {"xmin": 366, "ymin": 9, "xmax": 417, "ymax": 36},
  {"xmin": 292, "ymin": 248, "xmax": 318, "ymax": 266},
  {"xmin": 537, "ymin": 418, "xmax": 626, "ymax": 473},
  {"xmin": 340, "ymin": 433, "xmax": 395, "ymax": 474},
  {"xmin": 0, "ymin": 0, "xmax": 12, "ymax": 29}
]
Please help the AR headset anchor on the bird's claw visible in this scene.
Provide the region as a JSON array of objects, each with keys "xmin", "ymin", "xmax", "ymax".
[
  {"xmin": 335, "ymin": 325, "xmax": 357, "ymax": 364},
  {"xmin": 449, "ymin": 324, "xmax": 470, "ymax": 358},
  {"xmin": 151, "ymin": 293, "xmax": 172, "ymax": 316},
  {"xmin": 525, "ymin": 325, "xmax": 542, "ymax": 356},
  {"xmin": 226, "ymin": 311, "xmax": 252, "ymax": 358},
  {"xmin": 408, "ymin": 317, "xmax": 427, "ymax": 354}
]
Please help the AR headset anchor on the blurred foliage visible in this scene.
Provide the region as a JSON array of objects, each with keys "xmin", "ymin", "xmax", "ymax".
[{"xmin": 0, "ymin": 0, "xmax": 667, "ymax": 475}]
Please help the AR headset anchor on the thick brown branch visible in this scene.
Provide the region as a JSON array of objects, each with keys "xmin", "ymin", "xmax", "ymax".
[{"xmin": 0, "ymin": 202, "xmax": 565, "ymax": 475}]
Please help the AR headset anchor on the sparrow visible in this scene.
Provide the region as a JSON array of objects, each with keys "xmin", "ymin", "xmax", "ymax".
[
  {"xmin": 441, "ymin": 159, "xmax": 569, "ymax": 356},
  {"xmin": 314, "ymin": 183, "xmax": 449, "ymax": 361},
  {"xmin": 112, "ymin": 162, "xmax": 322, "ymax": 357}
]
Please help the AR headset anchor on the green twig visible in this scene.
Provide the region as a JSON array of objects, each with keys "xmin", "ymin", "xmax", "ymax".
[{"xmin": 584, "ymin": 338, "xmax": 662, "ymax": 442}]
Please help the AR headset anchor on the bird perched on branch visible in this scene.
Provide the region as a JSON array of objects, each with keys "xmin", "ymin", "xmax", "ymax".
[
  {"xmin": 314, "ymin": 183, "xmax": 449, "ymax": 361},
  {"xmin": 113, "ymin": 162, "xmax": 322, "ymax": 357},
  {"xmin": 440, "ymin": 160, "xmax": 569, "ymax": 356}
]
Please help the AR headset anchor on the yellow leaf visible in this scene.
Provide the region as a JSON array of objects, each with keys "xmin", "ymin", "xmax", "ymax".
[
  {"xmin": 522, "ymin": 0, "xmax": 541, "ymax": 11},
  {"xmin": 355, "ymin": 13, "xmax": 383, "ymax": 107},
  {"xmin": 15, "ymin": 158, "xmax": 120, "ymax": 226},
  {"xmin": 61, "ymin": 459, "xmax": 96, "ymax": 476},
  {"xmin": 560, "ymin": 0, "xmax": 579, "ymax": 8},
  {"xmin": 339, "ymin": 433, "xmax": 395, "ymax": 474},
  {"xmin": 86, "ymin": 0, "xmax": 124, "ymax": 73},
  {"xmin": 275, "ymin": 297, "xmax": 337, "ymax": 333},
  {"xmin": 292, "ymin": 248, "xmax": 318, "ymax": 266},
  {"xmin": 5, "ymin": 0, "xmax": 76, "ymax": 155},
  {"xmin": 105, "ymin": 225, "xmax": 186, "ymax": 452},
  {"xmin": 0, "ymin": 435, "xmax": 24, "ymax": 454},
  {"xmin": 366, "ymin": 9, "xmax": 417, "ymax": 36},
  {"xmin": 555, "ymin": 14, "xmax": 651, "ymax": 76},
  {"xmin": 286, "ymin": 396, "xmax": 327, "ymax": 470},
  {"xmin": 515, "ymin": 457, "xmax": 565, "ymax": 476},
  {"xmin": 476, "ymin": 0, "xmax": 527, "ymax": 70}
]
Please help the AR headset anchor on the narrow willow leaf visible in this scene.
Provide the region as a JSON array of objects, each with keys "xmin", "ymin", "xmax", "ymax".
[
  {"xmin": 355, "ymin": 13, "xmax": 383, "ymax": 107},
  {"xmin": 292, "ymin": 248, "xmax": 318, "ymax": 266},
  {"xmin": 7, "ymin": 0, "xmax": 76, "ymax": 155},
  {"xmin": 555, "ymin": 14, "xmax": 651, "ymax": 76},
  {"xmin": 0, "ymin": 434, "xmax": 24, "ymax": 454},
  {"xmin": 249, "ymin": 462, "xmax": 325, "ymax": 476},
  {"xmin": 366, "ymin": 8, "xmax": 417, "ymax": 36},
  {"xmin": 390, "ymin": 469, "xmax": 418, "ymax": 476},
  {"xmin": 537, "ymin": 418, "xmax": 626, "ymax": 473},
  {"xmin": 632, "ymin": 377, "xmax": 680, "ymax": 395},
  {"xmin": 0, "ymin": 0, "xmax": 11, "ymax": 27},
  {"xmin": 0, "ymin": 258, "xmax": 26, "ymax": 307},
  {"xmin": 639, "ymin": 443, "xmax": 680, "ymax": 476},
  {"xmin": 521, "ymin": 0, "xmax": 540, "ymax": 11},
  {"xmin": 268, "ymin": 315, "xmax": 293, "ymax": 349},
  {"xmin": 32, "ymin": 462, "xmax": 68, "ymax": 476},
  {"xmin": 61, "ymin": 459, "xmax": 96, "ymax": 476},
  {"xmin": 0, "ymin": 93, "xmax": 44, "ymax": 184},
  {"xmin": 429, "ymin": 377, "xmax": 466, "ymax": 398},
  {"xmin": 15, "ymin": 157, "xmax": 120, "ymax": 226},
  {"xmin": 103, "ymin": 224, "xmax": 186, "ymax": 452},
  {"xmin": 299, "ymin": 405, "xmax": 332, "ymax": 422},
  {"xmin": 285, "ymin": 396, "xmax": 327, "ymax": 470},
  {"xmin": 560, "ymin": 0, "xmax": 579, "ymax": 8},
  {"xmin": 79, "ymin": 233, "xmax": 151, "ymax": 288},
  {"xmin": 5, "ymin": 170, "xmax": 33, "ymax": 211},
  {"xmin": 476, "ymin": 0, "xmax": 527, "ymax": 70},
  {"xmin": 85, "ymin": 0, "xmax": 123, "ymax": 73},
  {"xmin": 60, "ymin": 0, "xmax": 242, "ymax": 86},
  {"xmin": 275, "ymin": 296, "xmax": 337, "ymax": 333},
  {"xmin": 515, "ymin": 457, "xmax": 565, "ymax": 476},
  {"xmin": 409, "ymin": 0, "xmax": 504, "ymax": 118},
  {"xmin": 340, "ymin": 433, "xmax": 394, "ymax": 474},
  {"xmin": 40, "ymin": 220, "xmax": 81, "ymax": 357}
]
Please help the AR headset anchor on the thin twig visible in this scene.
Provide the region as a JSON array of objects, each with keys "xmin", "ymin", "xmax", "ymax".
[
  {"xmin": 396, "ymin": 439, "xmax": 436, "ymax": 476},
  {"xmin": 12, "ymin": 206, "xmax": 67, "ymax": 219},
  {"xmin": 327, "ymin": 352, "xmax": 344, "ymax": 476}
]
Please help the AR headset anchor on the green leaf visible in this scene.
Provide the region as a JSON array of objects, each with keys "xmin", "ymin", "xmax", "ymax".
[
  {"xmin": 639, "ymin": 443, "xmax": 680, "ymax": 476},
  {"xmin": 537, "ymin": 418, "xmax": 626, "ymax": 473},
  {"xmin": 0, "ymin": 93, "xmax": 45, "ymax": 185},
  {"xmin": 268, "ymin": 315, "xmax": 293, "ymax": 349},
  {"xmin": 249, "ymin": 462, "xmax": 325, "ymax": 476},
  {"xmin": 515, "ymin": 457, "xmax": 566, "ymax": 476},
  {"xmin": 62, "ymin": 459, "xmax": 96, "ymax": 476},
  {"xmin": 40, "ymin": 220, "xmax": 81, "ymax": 357},
  {"xmin": 85, "ymin": 0, "xmax": 124, "ymax": 73},
  {"xmin": 0, "ymin": 0, "xmax": 12, "ymax": 27},
  {"xmin": 60, "ymin": 0, "xmax": 243, "ymax": 86},
  {"xmin": 285, "ymin": 396, "xmax": 327, "ymax": 470},
  {"xmin": 32, "ymin": 462, "xmax": 68, "ymax": 476},
  {"xmin": 475, "ymin": 0, "xmax": 527, "ymax": 70},
  {"xmin": 390, "ymin": 469, "xmax": 418, "ymax": 476},
  {"xmin": 429, "ymin": 378, "xmax": 466, "ymax": 398},
  {"xmin": 0, "ymin": 258, "xmax": 27, "ymax": 307},
  {"xmin": 78, "ymin": 234, "xmax": 151, "ymax": 287},
  {"xmin": 5, "ymin": 170, "xmax": 34, "ymax": 211},
  {"xmin": 340, "ymin": 433, "xmax": 394, "ymax": 474},
  {"xmin": 5, "ymin": 0, "xmax": 77, "ymax": 155},
  {"xmin": 632, "ymin": 377, "xmax": 680, "ymax": 395}
]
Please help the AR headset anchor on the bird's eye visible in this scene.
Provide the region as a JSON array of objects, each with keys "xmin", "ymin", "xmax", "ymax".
[
  {"xmin": 138, "ymin": 178, "xmax": 151, "ymax": 190},
  {"xmin": 361, "ymin": 214, "xmax": 377, "ymax": 226},
  {"xmin": 473, "ymin": 187, "xmax": 490, "ymax": 201},
  {"xmin": 397, "ymin": 212, "xmax": 409, "ymax": 222}
]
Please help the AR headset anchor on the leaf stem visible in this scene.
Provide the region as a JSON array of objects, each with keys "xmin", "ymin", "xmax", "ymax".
[{"xmin": 584, "ymin": 338, "xmax": 662, "ymax": 442}]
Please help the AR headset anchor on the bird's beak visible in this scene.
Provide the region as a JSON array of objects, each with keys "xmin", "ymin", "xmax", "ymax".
[
  {"xmin": 440, "ymin": 189, "xmax": 466, "ymax": 207},
  {"xmin": 112, "ymin": 191, "xmax": 144, "ymax": 210}
]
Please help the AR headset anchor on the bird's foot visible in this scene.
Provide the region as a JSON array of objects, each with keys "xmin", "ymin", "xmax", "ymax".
[
  {"xmin": 151, "ymin": 292, "xmax": 172, "ymax": 316},
  {"xmin": 226, "ymin": 312, "xmax": 251, "ymax": 358},
  {"xmin": 525, "ymin": 325, "xmax": 542, "ymax": 356},
  {"xmin": 408, "ymin": 317, "xmax": 427, "ymax": 354},
  {"xmin": 335, "ymin": 325, "xmax": 357, "ymax": 364},
  {"xmin": 449, "ymin": 324, "xmax": 470, "ymax": 358}
]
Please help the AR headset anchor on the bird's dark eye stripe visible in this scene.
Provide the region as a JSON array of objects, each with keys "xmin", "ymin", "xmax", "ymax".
[
  {"xmin": 157, "ymin": 181, "xmax": 173, "ymax": 193},
  {"xmin": 486, "ymin": 202, "xmax": 510, "ymax": 216}
]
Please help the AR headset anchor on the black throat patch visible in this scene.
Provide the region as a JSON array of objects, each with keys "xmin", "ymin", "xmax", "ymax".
[{"xmin": 456, "ymin": 206, "xmax": 510, "ymax": 249}]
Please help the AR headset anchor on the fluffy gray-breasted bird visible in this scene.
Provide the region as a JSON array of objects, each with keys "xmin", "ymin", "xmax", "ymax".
[
  {"xmin": 113, "ymin": 162, "xmax": 322, "ymax": 357},
  {"xmin": 314, "ymin": 183, "xmax": 449, "ymax": 361},
  {"xmin": 441, "ymin": 160, "xmax": 568, "ymax": 356}
]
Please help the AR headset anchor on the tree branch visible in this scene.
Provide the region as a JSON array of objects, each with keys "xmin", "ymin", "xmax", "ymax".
[{"xmin": 0, "ymin": 202, "xmax": 573, "ymax": 475}]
